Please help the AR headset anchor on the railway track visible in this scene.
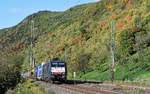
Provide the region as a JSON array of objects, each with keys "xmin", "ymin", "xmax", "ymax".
[
  {"xmin": 54, "ymin": 80, "xmax": 121, "ymax": 94},
  {"xmin": 58, "ymin": 84, "xmax": 121, "ymax": 94},
  {"xmin": 35, "ymin": 79, "xmax": 150, "ymax": 94},
  {"xmin": 36, "ymin": 80, "xmax": 121, "ymax": 94}
]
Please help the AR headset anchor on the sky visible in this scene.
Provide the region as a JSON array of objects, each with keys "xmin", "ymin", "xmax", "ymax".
[{"xmin": 0, "ymin": 0, "xmax": 98, "ymax": 29}]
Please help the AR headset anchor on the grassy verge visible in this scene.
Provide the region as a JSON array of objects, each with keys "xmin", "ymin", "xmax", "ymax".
[
  {"xmin": 6, "ymin": 79, "xmax": 55, "ymax": 94},
  {"xmin": 78, "ymin": 70, "xmax": 150, "ymax": 87}
]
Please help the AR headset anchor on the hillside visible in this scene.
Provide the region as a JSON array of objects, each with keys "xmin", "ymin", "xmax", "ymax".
[{"xmin": 0, "ymin": 0, "xmax": 150, "ymax": 83}]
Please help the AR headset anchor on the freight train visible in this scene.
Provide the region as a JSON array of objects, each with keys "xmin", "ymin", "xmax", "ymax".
[{"xmin": 34, "ymin": 59, "xmax": 67, "ymax": 82}]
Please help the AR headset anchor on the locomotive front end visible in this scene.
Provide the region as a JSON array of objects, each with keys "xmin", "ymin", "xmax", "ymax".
[{"xmin": 51, "ymin": 61, "xmax": 67, "ymax": 81}]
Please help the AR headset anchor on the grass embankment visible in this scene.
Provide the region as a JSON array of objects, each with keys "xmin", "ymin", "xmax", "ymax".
[
  {"xmin": 79, "ymin": 70, "xmax": 150, "ymax": 87},
  {"xmin": 76, "ymin": 48, "xmax": 150, "ymax": 86},
  {"xmin": 87, "ymin": 71, "xmax": 149, "ymax": 86},
  {"xmin": 6, "ymin": 79, "xmax": 55, "ymax": 94}
]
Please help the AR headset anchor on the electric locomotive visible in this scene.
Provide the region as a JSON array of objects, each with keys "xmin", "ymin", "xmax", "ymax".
[
  {"xmin": 50, "ymin": 59, "xmax": 67, "ymax": 81},
  {"xmin": 35, "ymin": 59, "xmax": 67, "ymax": 82}
]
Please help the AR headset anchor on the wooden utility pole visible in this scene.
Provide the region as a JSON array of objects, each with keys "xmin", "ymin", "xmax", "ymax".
[{"xmin": 110, "ymin": 20, "xmax": 115, "ymax": 82}]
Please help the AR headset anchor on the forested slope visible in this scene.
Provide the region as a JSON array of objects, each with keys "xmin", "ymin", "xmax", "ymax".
[{"xmin": 0, "ymin": 0, "xmax": 150, "ymax": 84}]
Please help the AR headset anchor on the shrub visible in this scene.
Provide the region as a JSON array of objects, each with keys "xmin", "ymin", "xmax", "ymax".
[{"xmin": 0, "ymin": 59, "xmax": 21, "ymax": 94}]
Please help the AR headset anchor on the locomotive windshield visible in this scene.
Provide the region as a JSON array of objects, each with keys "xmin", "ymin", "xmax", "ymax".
[
  {"xmin": 51, "ymin": 61, "xmax": 65, "ymax": 67},
  {"xmin": 58, "ymin": 62, "xmax": 65, "ymax": 67}
]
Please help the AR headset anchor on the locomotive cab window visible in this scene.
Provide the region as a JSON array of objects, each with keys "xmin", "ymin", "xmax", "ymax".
[
  {"xmin": 58, "ymin": 62, "xmax": 65, "ymax": 67},
  {"xmin": 51, "ymin": 61, "xmax": 65, "ymax": 67},
  {"xmin": 51, "ymin": 62, "xmax": 58, "ymax": 67}
]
